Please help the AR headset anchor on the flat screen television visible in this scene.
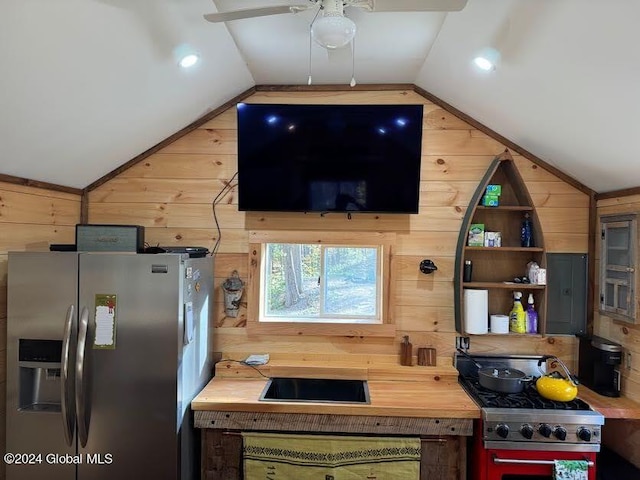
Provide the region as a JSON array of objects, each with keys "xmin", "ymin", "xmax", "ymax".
[{"xmin": 237, "ymin": 103, "xmax": 423, "ymax": 214}]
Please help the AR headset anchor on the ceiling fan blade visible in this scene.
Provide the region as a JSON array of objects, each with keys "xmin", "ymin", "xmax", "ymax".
[
  {"xmin": 203, "ymin": 5, "xmax": 308, "ymax": 23},
  {"xmin": 368, "ymin": 0, "xmax": 468, "ymax": 12}
]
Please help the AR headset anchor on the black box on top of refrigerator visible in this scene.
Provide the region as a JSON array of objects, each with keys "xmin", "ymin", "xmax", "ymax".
[{"xmin": 75, "ymin": 224, "xmax": 145, "ymax": 253}]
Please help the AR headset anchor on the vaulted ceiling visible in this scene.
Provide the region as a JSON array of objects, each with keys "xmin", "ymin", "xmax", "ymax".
[{"xmin": 1, "ymin": 0, "xmax": 639, "ymax": 193}]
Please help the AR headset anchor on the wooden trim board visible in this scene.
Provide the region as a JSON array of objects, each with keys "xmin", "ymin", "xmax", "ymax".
[
  {"xmin": 194, "ymin": 411, "xmax": 473, "ymax": 436},
  {"xmin": 84, "ymin": 87, "xmax": 257, "ymax": 192},
  {"xmin": 81, "ymin": 83, "xmax": 595, "ymax": 200},
  {"xmin": 596, "ymin": 186, "xmax": 640, "ymax": 201},
  {"xmin": 0, "ymin": 173, "xmax": 82, "ymax": 196},
  {"xmin": 412, "ymin": 86, "xmax": 594, "ymax": 197}
]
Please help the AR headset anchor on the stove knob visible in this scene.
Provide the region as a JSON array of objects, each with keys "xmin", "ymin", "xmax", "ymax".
[
  {"xmin": 495, "ymin": 424, "xmax": 510, "ymax": 439},
  {"xmin": 577, "ymin": 427, "xmax": 592, "ymax": 442},
  {"xmin": 554, "ymin": 426, "xmax": 567, "ymax": 441},
  {"xmin": 538, "ymin": 423, "xmax": 553, "ymax": 438},
  {"xmin": 520, "ymin": 424, "xmax": 534, "ymax": 439}
]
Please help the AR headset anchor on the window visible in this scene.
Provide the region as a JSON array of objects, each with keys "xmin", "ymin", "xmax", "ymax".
[
  {"xmin": 247, "ymin": 231, "xmax": 395, "ymax": 337},
  {"xmin": 263, "ymin": 244, "xmax": 381, "ymax": 323},
  {"xmin": 599, "ymin": 213, "xmax": 638, "ymax": 324}
]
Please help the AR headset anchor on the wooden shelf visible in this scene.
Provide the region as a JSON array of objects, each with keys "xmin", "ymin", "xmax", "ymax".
[
  {"xmin": 454, "ymin": 152, "xmax": 547, "ymax": 335},
  {"xmin": 463, "ymin": 282, "xmax": 546, "ymax": 290},
  {"xmin": 467, "ymin": 332, "xmax": 543, "ymax": 338},
  {"xmin": 464, "ymin": 246, "xmax": 544, "ymax": 252},
  {"xmin": 475, "ymin": 206, "xmax": 534, "ymax": 211}
]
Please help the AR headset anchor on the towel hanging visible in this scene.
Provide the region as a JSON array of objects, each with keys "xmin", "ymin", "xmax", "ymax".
[
  {"xmin": 553, "ymin": 459, "xmax": 589, "ymax": 480},
  {"xmin": 242, "ymin": 432, "xmax": 420, "ymax": 480}
]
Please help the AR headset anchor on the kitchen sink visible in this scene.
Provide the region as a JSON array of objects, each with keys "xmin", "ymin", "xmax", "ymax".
[{"xmin": 259, "ymin": 377, "xmax": 370, "ymax": 404}]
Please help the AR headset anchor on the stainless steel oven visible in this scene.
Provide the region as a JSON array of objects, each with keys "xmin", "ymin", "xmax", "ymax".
[
  {"xmin": 456, "ymin": 353, "xmax": 604, "ymax": 480},
  {"xmin": 472, "ymin": 423, "xmax": 597, "ymax": 479}
]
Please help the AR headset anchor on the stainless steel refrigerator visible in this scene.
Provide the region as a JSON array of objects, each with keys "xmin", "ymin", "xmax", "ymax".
[{"xmin": 6, "ymin": 252, "xmax": 213, "ymax": 480}]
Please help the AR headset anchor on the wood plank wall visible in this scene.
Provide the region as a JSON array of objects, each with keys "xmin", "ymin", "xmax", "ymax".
[
  {"xmin": 88, "ymin": 89, "xmax": 589, "ymax": 369},
  {"xmin": 0, "ymin": 181, "xmax": 81, "ymax": 479},
  {"xmin": 595, "ymin": 195, "xmax": 640, "ymax": 468}
]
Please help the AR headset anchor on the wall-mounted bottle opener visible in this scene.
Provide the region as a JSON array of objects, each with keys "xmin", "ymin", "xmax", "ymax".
[{"xmin": 419, "ymin": 259, "xmax": 438, "ymax": 274}]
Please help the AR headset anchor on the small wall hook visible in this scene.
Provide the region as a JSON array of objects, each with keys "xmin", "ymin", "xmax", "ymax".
[{"xmin": 419, "ymin": 259, "xmax": 438, "ymax": 274}]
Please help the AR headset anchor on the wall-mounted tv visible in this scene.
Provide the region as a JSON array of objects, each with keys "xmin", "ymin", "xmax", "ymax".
[{"xmin": 237, "ymin": 103, "xmax": 423, "ymax": 214}]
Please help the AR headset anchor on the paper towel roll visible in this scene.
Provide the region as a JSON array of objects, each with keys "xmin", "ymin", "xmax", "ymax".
[
  {"xmin": 490, "ymin": 314, "xmax": 510, "ymax": 334},
  {"xmin": 464, "ymin": 289, "xmax": 488, "ymax": 334}
]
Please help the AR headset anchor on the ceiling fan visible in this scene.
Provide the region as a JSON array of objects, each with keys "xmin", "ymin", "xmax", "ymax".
[{"xmin": 204, "ymin": 0, "xmax": 469, "ymax": 49}]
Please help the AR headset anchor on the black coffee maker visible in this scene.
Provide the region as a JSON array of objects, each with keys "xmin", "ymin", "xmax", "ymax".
[{"xmin": 578, "ymin": 335, "xmax": 622, "ymax": 397}]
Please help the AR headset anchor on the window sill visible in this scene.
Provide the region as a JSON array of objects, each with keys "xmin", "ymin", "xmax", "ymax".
[{"xmin": 247, "ymin": 321, "xmax": 396, "ymax": 338}]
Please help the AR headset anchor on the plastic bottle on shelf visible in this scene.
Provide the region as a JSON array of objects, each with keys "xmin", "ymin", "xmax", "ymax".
[
  {"xmin": 463, "ymin": 260, "xmax": 473, "ymax": 282},
  {"xmin": 526, "ymin": 293, "xmax": 538, "ymax": 334},
  {"xmin": 521, "ymin": 213, "xmax": 534, "ymax": 247},
  {"xmin": 509, "ymin": 291, "xmax": 526, "ymax": 334}
]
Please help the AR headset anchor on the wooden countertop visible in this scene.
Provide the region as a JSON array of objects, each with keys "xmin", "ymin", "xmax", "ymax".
[
  {"xmin": 192, "ymin": 379, "xmax": 640, "ymax": 420},
  {"xmin": 190, "ymin": 356, "xmax": 640, "ymax": 421},
  {"xmin": 577, "ymin": 386, "xmax": 640, "ymax": 419},
  {"xmin": 191, "ymin": 376, "xmax": 481, "ymax": 419}
]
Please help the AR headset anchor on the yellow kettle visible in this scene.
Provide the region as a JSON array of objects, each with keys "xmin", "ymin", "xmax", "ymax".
[{"xmin": 536, "ymin": 356, "xmax": 579, "ymax": 402}]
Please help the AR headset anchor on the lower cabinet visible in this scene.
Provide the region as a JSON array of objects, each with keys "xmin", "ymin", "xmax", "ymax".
[
  {"xmin": 202, "ymin": 429, "xmax": 242, "ymax": 480},
  {"xmin": 419, "ymin": 436, "xmax": 467, "ymax": 480},
  {"xmin": 201, "ymin": 429, "xmax": 467, "ymax": 480}
]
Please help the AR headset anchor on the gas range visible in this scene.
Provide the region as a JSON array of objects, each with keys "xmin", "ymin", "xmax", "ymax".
[{"xmin": 455, "ymin": 353, "xmax": 605, "ymax": 452}]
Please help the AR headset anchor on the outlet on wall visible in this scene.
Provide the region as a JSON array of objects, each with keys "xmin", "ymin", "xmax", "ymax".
[
  {"xmin": 456, "ymin": 336, "xmax": 470, "ymax": 350},
  {"xmin": 626, "ymin": 351, "xmax": 632, "ymax": 370}
]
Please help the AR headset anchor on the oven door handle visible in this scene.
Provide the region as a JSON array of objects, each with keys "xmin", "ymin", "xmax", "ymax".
[{"xmin": 493, "ymin": 456, "xmax": 594, "ymax": 467}]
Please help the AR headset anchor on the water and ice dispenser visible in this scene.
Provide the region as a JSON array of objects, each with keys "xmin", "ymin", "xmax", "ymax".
[{"xmin": 18, "ymin": 339, "xmax": 63, "ymax": 412}]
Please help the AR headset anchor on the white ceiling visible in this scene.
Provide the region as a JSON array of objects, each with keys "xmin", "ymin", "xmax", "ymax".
[{"xmin": 1, "ymin": 0, "xmax": 639, "ymax": 193}]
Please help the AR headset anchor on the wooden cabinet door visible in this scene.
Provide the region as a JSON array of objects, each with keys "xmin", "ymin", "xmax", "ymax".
[{"xmin": 600, "ymin": 215, "xmax": 637, "ymax": 323}]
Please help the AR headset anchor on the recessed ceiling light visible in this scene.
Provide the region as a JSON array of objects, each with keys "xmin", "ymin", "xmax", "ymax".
[
  {"xmin": 474, "ymin": 57, "xmax": 493, "ymax": 71},
  {"xmin": 179, "ymin": 54, "xmax": 199, "ymax": 69},
  {"xmin": 473, "ymin": 47, "xmax": 501, "ymax": 71}
]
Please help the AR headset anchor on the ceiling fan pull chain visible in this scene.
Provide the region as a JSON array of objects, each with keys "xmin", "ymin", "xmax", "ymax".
[
  {"xmin": 308, "ymin": 6, "xmax": 322, "ymax": 85},
  {"xmin": 350, "ymin": 37, "xmax": 356, "ymax": 87},
  {"xmin": 308, "ymin": 26, "xmax": 313, "ymax": 85}
]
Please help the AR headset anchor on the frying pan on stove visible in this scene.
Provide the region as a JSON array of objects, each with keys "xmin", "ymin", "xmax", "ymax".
[{"xmin": 457, "ymin": 349, "xmax": 533, "ymax": 394}]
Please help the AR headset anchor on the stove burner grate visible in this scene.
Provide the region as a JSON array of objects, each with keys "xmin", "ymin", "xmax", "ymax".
[{"xmin": 459, "ymin": 375, "xmax": 591, "ymax": 410}]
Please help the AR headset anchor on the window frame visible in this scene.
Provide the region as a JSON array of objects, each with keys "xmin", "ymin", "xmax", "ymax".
[
  {"xmin": 246, "ymin": 231, "xmax": 396, "ymax": 337},
  {"xmin": 262, "ymin": 243, "xmax": 382, "ymax": 323}
]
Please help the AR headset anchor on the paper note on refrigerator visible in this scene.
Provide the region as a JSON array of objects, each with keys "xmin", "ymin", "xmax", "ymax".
[{"xmin": 94, "ymin": 294, "xmax": 117, "ymax": 349}]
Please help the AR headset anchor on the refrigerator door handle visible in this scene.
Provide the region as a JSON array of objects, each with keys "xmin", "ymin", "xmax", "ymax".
[
  {"xmin": 61, "ymin": 304, "xmax": 76, "ymax": 447},
  {"xmin": 76, "ymin": 306, "xmax": 90, "ymax": 448}
]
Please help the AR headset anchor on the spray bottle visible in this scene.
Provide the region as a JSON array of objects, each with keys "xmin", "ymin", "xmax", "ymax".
[
  {"xmin": 509, "ymin": 291, "xmax": 526, "ymax": 334},
  {"xmin": 526, "ymin": 293, "xmax": 538, "ymax": 334}
]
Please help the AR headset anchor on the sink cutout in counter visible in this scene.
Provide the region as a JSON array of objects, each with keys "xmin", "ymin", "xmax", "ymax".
[{"xmin": 259, "ymin": 377, "xmax": 370, "ymax": 404}]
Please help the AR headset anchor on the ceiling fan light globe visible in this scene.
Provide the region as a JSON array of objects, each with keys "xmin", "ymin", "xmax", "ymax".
[{"xmin": 311, "ymin": 14, "xmax": 356, "ymax": 49}]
